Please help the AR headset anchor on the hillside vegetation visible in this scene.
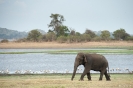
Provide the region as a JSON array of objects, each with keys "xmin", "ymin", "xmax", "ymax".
[{"xmin": 0, "ymin": 28, "xmax": 27, "ymax": 39}]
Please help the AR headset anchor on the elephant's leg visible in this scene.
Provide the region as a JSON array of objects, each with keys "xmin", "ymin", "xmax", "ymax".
[
  {"xmin": 104, "ymin": 70, "xmax": 111, "ymax": 81},
  {"xmin": 80, "ymin": 69, "xmax": 88, "ymax": 81},
  {"xmin": 87, "ymin": 72, "xmax": 91, "ymax": 81},
  {"xmin": 99, "ymin": 70, "xmax": 105, "ymax": 81}
]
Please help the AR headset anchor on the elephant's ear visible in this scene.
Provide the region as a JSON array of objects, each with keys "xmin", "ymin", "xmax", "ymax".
[{"xmin": 84, "ymin": 54, "xmax": 87, "ymax": 62}]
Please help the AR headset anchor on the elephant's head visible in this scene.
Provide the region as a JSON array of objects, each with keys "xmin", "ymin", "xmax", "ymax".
[{"xmin": 71, "ymin": 53, "xmax": 87, "ymax": 80}]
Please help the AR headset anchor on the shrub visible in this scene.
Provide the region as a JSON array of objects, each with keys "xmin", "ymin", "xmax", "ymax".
[
  {"xmin": 1, "ymin": 39, "xmax": 9, "ymax": 43},
  {"xmin": 57, "ymin": 36, "xmax": 67, "ymax": 43},
  {"xmin": 46, "ymin": 32, "xmax": 57, "ymax": 42},
  {"xmin": 92, "ymin": 36, "xmax": 101, "ymax": 41},
  {"xmin": 15, "ymin": 38, "xmax": 27, "ymax": 42}
]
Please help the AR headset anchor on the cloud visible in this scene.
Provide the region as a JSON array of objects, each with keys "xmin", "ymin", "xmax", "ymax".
[{"xmin": 14, "ymin": 0, "xmax": 27, "ymax": 8}]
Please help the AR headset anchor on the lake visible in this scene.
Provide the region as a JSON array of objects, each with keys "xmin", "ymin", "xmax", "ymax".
[{"xmin": 0, "ymin": 49, "xmax": 133, "ymax": 74}]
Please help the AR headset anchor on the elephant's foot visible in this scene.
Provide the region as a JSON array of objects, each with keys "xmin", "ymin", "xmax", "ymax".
[
  {"xmin": 87, "ymin": 77, "xmax": 91, "ymax": 81},
  {"xmin": 71, "ymin": 78, "xmax": 73, "ymax": 81},
  {"xmin": 99, "ymin": 78, "xmax": 102, "ymax": 81},
  {"xmin": 79, "ymin": 78, "xmax": 84, "ymax": 81},
  {"xmin": 106, "ymin": 76, "xmax": 111, "ymax": 81},
  {"xmin": 106, "ymin": 79, "xmax": 111, "ymax": 81},
  {"xmin": 79, "ymin": 79, "xmax": 84, "ymax": 81}
]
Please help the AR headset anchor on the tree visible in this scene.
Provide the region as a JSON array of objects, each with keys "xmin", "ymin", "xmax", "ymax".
[
  {"xmin": 100, "ymin": 30, "xmax": 110, "ymax": 41},
  {"xmin": 48, "ymin": 13, "xmax": 64, "ymax": 29},
  {"xmin": 57, "ymin": 26, "xmax": 70, "ymax": 37},
  {"xmin": 75, "ymin": 32, "xmax": 81, "ymax": 36},
  {"xmin": 126, "ymin": 36, "xmax": 133, "ymax": 41},
  {"xmin": 70, "ymin": 29, "xmax": 76, "ymax": 35},
  {"xmin": 85, "ymin": 29, "xmax": 96, "ymax": 38},
  {"xmin": 48, "ymin": 13, "xmax": 70, "ymax": 37},
  {"xmin": 67, "ymin": 29, "xmax": 76, "ymax": 43},
  {"xmin": 46, "ymin": 32, "xmax": 56, "ymax": 42},
  {"xmin": 27, "ymin": 29, "xmax": 42, "ymax": 42},
  {"xmin": 82, "ymin": 34, "xmax": 91, "ymax": 42},
  {"xmin": 113, "ymin": 28, "xmax": 130, "ymax": 40},
  {"xmin": 57, "ymin": 36, "xmax": 67, "ymax": 43},
  {"xmin": 92, "ymin": 36, "xmax": 101, "ymax": 41},
  {"xmin": 1, "ymin": 39, "xmax": 8, "ymax": 43}
]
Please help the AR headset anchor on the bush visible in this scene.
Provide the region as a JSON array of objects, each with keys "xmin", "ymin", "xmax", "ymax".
[
  {"xmin": 15, "ymin": 38, "xmax": 27, "ymax": 42},
  {"xmin": 81, "ymin": 34, "xmax": 91, "ymax": 42},
  {"xmin": 27, "ymin": 29, "xmax": 42, "ymax": 42},
  {"xmin": 57, "ymin": 36, "xmax": 67, "ymax": 43},
  {"xmin": 46, "ymin": 32, "xmax": 57, "ymax": 42},
  {"xmin": 92, "ymin": 36, "xmax": 101, "ymax": 41},
  {"xmin": 126, "ymin": 36, "xmax": 133, "ymax": 41},
  {"xmin": 1, "ymin": 39, "xmax": 9, "ymax": 43}
]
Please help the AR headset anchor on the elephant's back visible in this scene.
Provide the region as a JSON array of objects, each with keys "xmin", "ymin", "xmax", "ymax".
[
  {"xmin": 88, "ymin": 54, "xmax": 108, "ymax": 64},
  {"xmin": 89, "ymin": 54, "xmax": 109, "ymax": 70},
  {"xmin": 88, "ymin": 54, "xmax": 104, "ymax": 58}
]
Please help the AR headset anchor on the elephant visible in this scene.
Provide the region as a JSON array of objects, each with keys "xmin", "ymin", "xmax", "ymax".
[{"xmin": 71, "ymin": 53, "xmax": 111, "ymax": 81}]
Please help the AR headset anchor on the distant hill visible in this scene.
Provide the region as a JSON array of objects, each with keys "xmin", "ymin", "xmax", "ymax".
[
  {"xmin": 0, "ymin": 28, "xmax": 46, "ymax": 40},
  {"xmin": 0, "ymin": 28, "xmax": 28, "ymax": 39}
]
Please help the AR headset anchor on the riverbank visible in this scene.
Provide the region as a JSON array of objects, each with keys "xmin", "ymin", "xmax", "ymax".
[
  {"xmin": 1, "ymin": 49, "xmax": 133, "ymax": 54},
  {"xmin": 0, "ymin": 41, "xmax": 133, "ymax": 49},
  {"xmin": 0, "ymin": 74, "xmax": 133, "ymax": 88}
]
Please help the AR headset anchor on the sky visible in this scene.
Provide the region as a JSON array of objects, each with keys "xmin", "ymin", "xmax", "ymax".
[{"xmin": 0, "ymin": 0, "xmax": 133, "ymax": 34}]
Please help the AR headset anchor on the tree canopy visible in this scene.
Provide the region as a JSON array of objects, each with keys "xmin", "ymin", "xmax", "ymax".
[
  {"xmin": 85, "ymin": 29, "xmax": 96, "ymax": 38},
  {"xmin": 100, "ymin": 30, "xmax": 110, "ymax": 41},
  {"xmin": 113, "ymin": 28, "xmax": 130, "ymax": 40},
  {"xmin": 27, "ymin": 29, "xmax": 42, "ymax": 42},
  {"xmin": 48, "ymin": 13, "xmax": 70, "ymax": 37}
]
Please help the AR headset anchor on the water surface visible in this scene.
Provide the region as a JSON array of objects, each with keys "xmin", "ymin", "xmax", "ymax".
[{"xmin": 0, "ymin": 49, "xmax": 133, "ymax": 74}]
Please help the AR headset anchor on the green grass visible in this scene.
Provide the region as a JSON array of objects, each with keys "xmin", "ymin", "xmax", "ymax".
[
  {"xmin": 1, "ymin": 49, "xmax": 133, "ymax": 54},
  {"xmin": 49, "ymin": 49, "xmax": 133, "ymax": 54},
  {"xmin": 0, "ymin": 74, "xmax": 133, "ymax": 88}
]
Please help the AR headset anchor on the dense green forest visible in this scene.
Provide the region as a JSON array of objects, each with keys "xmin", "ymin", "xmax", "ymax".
[{"xmin": 1, "ymin": 13, "xmax": 133, "ymax": 43}]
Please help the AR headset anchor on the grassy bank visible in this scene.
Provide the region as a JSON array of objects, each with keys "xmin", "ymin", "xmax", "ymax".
[
  {"xmin": 0, "ymin": 41, "xmax": 133, "ymax": 54},
  {"xmin": 47, "ymin": 49, "xmax": 133, "ymax": 54},
  {"xmin": 0, "ymin": 49, "xmax": 133, "ymax": 54},
  {"xmin": 0, "ymin": 74, "xmax": 133, "ymax": 88}
]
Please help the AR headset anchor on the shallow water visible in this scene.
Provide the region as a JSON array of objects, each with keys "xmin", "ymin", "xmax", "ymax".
[{"xmin": 0, "ymin": 49, "xmax": 133, "ymax": 74}]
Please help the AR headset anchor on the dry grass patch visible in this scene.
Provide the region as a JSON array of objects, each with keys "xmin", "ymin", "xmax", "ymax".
[
  {"xmin": 0, "ymin": 41, "xmax": 133, "ymax": 49},
  {"xmin": 0, "ymin": 74, "xmax": 133, "ymax": 88}
]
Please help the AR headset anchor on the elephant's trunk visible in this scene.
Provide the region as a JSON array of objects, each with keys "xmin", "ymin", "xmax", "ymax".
[{"xmin": 71, "ymin": 62, "xmax": 78, "ymax": 81}]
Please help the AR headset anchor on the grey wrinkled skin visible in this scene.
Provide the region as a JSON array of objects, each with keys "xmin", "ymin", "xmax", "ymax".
[{"xmin": 71, "ymin": 53, "xmax": 111, "ymax": 81}]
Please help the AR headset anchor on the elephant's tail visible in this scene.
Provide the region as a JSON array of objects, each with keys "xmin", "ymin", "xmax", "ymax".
[{"xmin": 108, "ymin": 66, "xmax": 111, "ymax": 77}]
